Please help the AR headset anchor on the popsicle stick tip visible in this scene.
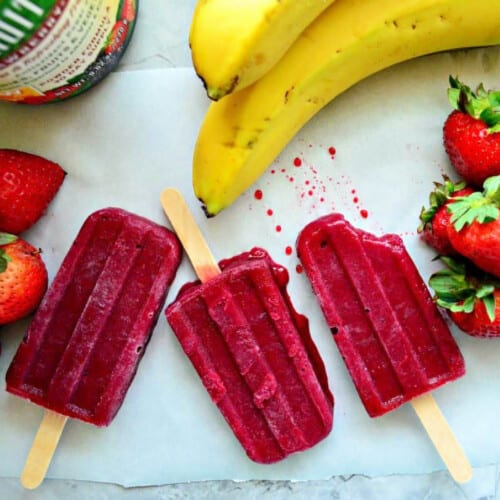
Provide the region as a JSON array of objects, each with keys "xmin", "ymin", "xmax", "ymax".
[
  {"xmin": 453, "ymin": 465, "xmax": 473, "ymax": 484},
  {"xmin": 161, "ymin": 187, "xmax": 182, "ymax": 204},
  {"xmin": 160, "ymin": 186, "xmax": 220, "ymax": 282},
  {"xmin": 20, "ymin": 411, "xmax": 67, "ymax": 490},
  {"xmin": 410, "ymin": 394, "xmax": 472, "ymax": 484}
]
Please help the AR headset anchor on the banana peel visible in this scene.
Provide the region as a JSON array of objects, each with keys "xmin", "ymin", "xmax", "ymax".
[
  {"xmin": 193, "ymin": 0, "xmax": 500, "ymax": 216},
  {"xmin": 190, "ymin": 0, "xmax": 337, "ymax": 100}
]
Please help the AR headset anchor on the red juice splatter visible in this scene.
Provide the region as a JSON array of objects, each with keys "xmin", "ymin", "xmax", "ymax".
[
  {"xmin": 360, "ymin": 209, "xmax": 369, "ymax": 218},
  {"xmin": 285, "ymin": 246, "xmax": 293, "ymax": 256},
  {"xmin": 289, "ymin": 177, "xmax": 294, "ymax": 183},
  {"xmin": 267, "ymin": 209, "xmax": 273, "ymax": 216},
  {"xmin": 353, "ymin": 197, "xmax": 359, "ymax": 203},
  {"xmin": 254, "ymin": 189, "xmax": 263, "ymax": 200},
  {"xmin": 293, "ymin": 157, "xmax": 302, "ymax": 167},
  {"xmin": 328, "ymin": 146, "xmax": 336, "ymax": 156},
  {"xmin": 276, "ymin": 225, "xmax": 282, "ymax": 233},
  {"xmin": 308, "ymin": 190, "xmax": 313, "ymax": 196},
  {"xmin": 296, "ymin": 264, "xmax": 303, "ymax": 274}
]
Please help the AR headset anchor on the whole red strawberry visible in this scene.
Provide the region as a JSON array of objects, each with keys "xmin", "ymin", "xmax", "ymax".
[
  {"xmin": 418, "ymin": 176, "xmax": 474, "ymax": 255},
  {"xmin": 429, "ymin": 256, "xmax": 500, "ymax": 337},
  {"xmin": 0, "ymin": 233, "xmax": 48, "ymax": 325},
  {"xmin": 443, "ymin": 76, "xmax": 500, "ymax": 187},
  {"xmin": 446, "ymin": 176, "xmax": 500, "ymax": 279},
  {"xmin": 0, "ymin": 149, "xmax": 66, "ymax": 234}
]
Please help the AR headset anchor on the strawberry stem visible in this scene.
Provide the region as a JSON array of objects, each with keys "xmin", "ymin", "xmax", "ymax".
[
  {"xmin": 448, "ymin": 76, "xmax": 500, "ymax": 133},
  {"xmin": 449, "ymin": 175, "xmax": 500, "ymax": 231},
  {"xmin": 418, "ymin": 176, "xmax": 466, "ymax": 231},
  {"xmin": 429, "ymin": 256, "xmax": 498, "ymax": 322}
]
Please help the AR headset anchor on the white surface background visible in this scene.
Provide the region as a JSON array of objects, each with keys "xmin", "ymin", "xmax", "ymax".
[{"xmin": 1, "ymin": 0, "xmax": 500, "ymax": 498}]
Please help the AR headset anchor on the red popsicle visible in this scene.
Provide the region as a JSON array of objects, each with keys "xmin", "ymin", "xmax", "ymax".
[
  {"xmin": 6, "ymin": 207, "xmax": 182, "ymax": 487},
  {"xmin": 162, "ymin": 189, "xmax": 333, "ymax": 464},
  {"xmin": 296, "ymin": 212, "xmax": 471, "ymax": 482}
]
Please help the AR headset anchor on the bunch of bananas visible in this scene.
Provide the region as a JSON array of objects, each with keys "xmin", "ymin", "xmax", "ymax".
[{"xmin": 190, "ymin": 0, "xmax": 500, "ymax": 217}]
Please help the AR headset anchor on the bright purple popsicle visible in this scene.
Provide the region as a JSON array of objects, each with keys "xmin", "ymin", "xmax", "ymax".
[
  {"xmin": 6, "ymin": 207, "xmax": 182, "ymax": 426},
  {"xmin": 296, "ymin": 213, "xmax": 465, "ymax": 417},
  {"xmin": 166, "ymin": 247, "xmax": 333, "ymax": 464}
]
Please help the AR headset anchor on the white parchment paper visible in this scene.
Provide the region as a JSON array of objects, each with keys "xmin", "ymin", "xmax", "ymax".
[{"xmin": 0, "ymin": 48, "xmax": 499, "ymax": 486}]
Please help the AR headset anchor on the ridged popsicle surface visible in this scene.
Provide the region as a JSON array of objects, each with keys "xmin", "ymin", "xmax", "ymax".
[
  {"xmin": 297, "ymin": 213, "xmax": 464, "ymax": 417},
  {"xmin": 166, "ymin": 248, "xmax": 333, "ymax": 463},
  {"xmin": 6, "ymin": 208, "xmax": 182, "ymax": 426}
]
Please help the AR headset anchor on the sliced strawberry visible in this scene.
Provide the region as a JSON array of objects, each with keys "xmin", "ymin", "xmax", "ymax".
[
  {"xmin": 429, "ymin": 256, "xmax": 500, "ymax": 337},
  {"xmin": 0, "ymin": 149, "xmax": 66, "ymax": 234},
  {"xmin": 418, "ymin": 176, "xmax": 473, "ymax": 255},
  {"xmin": 444, "ymin": 76, "xmax": 500, "ymax": 186},
  {"xmin": 0, "ymin": 233, "xmax": 48, "ymax": 325},
  {"xmin": 447, "ymin": 176, "xmax": 500, "ymax": 278}
]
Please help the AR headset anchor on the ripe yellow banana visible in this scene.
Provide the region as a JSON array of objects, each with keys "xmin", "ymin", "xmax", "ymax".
[
  {"xmin": 193, "ymin": 0, "xmax": 500, "ymax": 217},
  {"xmin": 190, "ymin": 0, "xmax": 336, "ymax": 100}
]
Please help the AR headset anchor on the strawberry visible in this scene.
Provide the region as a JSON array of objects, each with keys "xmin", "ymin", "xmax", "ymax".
[
  {"xmin": 446, "ymin": 176, "xmax": 500, "ymax": 278},
  {"xmin": 429, "ymin": 256, "xmax": 500, "ymax": 337},
  {"xmin": 0, "ymin": 149, "xmax": 66, "ymax": 234},
  {"xmin": 418, "ymin": 176, "xmax": 474, "ymax": 255},
  {"xmin": 0, "ymin": 233, "xmax": 47, "ymax": 325},
  {"xmin": 443, "ymin": 76, "xmax": 500, "ymax": 187}
]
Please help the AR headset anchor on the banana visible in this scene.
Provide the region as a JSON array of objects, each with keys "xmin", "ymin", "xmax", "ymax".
[
  {"xmin": 189, "ymin": 0, "xmax": 337, "ymax": 100},
  {"xmin": 193, "ymin": 0, "xmax": 500, "ymax": 217}
]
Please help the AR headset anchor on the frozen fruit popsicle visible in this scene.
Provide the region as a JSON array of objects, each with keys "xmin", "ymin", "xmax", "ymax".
[
  {"xmin": 161, "ymin": 189, "xmax": 333, "ymax": 464},
  {"xmin": 6, "ymin": 207, "xmax": 182, "ymax": 488},
  {"xmin": 297, "ymin": 212, "xmax": 471, "ymax": 482}
]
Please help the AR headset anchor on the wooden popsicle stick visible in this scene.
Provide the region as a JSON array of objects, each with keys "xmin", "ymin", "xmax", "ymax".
[
  {"xmin": 21, "ymin": 410, "xmax": 67, "ymax": 489},
  {"xmin": 161, "ymin": 188, "xmax": 221, "ymax": 282},
  {"xmin": 411, "ymin": 393, "xmax": 472, "ymax": 483}
]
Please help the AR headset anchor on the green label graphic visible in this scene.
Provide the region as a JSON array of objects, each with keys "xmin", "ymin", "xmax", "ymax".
[{"xmin": 0, "ymin": 0, "xmax": 56, "ymax": 59}]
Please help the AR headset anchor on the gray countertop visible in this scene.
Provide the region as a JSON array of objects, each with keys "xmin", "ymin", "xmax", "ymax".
[{"xmin": 2, "ymin": 1, "xmax": 499, "ymax": 498}]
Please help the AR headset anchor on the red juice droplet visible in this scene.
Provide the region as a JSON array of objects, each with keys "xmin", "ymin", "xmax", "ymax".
[
  {"xmin": 296, "ymin": 264, "xmax": 303, "ymax": 274},
  {"xmin": 293, "ymin": 157, "xmax": 302, "ymax": 167},
  {"xmin": 328, "ymin": 146, "xmax": 336, "ymax": 156},
  {"xmin": 267, "ymin": 209, "xmax": 273, "ymax": 216},
  {"xmin": 276, "ymin": 225, "xmax": 282, "ymax": 233},
  {"xmin": 254, "ymin": 189, "xmax": 263, "ymax": 200},
  {"xmin": 285, "ymin": 246, "xmax": 293, "ymax": 256},
  {"xmin": 353, "ymin": 197, "xmax": 359, "ymax": 203},
  {"xmin": 360, "ymin": 209, "xmax": 369, "ymax": 218}
]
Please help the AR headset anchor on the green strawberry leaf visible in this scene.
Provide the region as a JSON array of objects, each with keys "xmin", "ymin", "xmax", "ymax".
[
  {"xmin": 429, "ymin": 257, "xmax": 498, "ymax": 321},
  {"xmin": 418, "ymin": 177, "xmax": 467, "ymax": 231},
  {"xmin": 0, "ymin": 249, "xmax": 11, "ymax": 272},
  {"xmin": 488, "ymin": 91, "xmax": 500, "ymax": 107},
  {"xmin": 480, "ymin": 107, "xmax": 500, "ymax": 128},
  {"xmin": 0, "ymin": 233, "xmax": 16, "ymax": 273},
  {"xmin": 447, "ymin": 76, "xmax": 500, "ymax": 134},
  {"xmin": 449, "ymin": 187, "xmax": 499, "ymax": 231},
  {"xmin": 483, "ymin": 294, "xmax": 496, "ymax": 322},
  {"xmin": 483, "ymin": 176, "xmax": 500, "ymax": 203},
  {"xmin": 0, "ymin": 232, "xmax": 17, "ymax": 245}
]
